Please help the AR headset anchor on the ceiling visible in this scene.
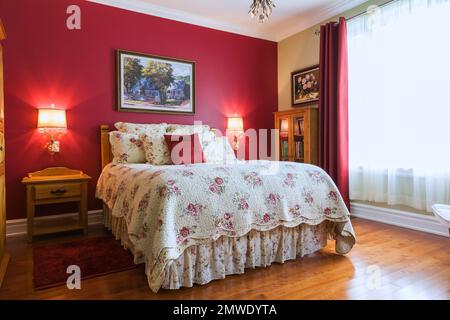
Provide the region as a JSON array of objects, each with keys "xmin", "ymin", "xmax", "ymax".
[{"xmin": 89, "ymin": 0, "xmax": 367, "ymax": 41}]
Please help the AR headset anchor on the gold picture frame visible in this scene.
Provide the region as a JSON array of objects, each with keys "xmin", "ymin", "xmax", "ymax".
[
  {"xmin": 116, "ymin": 49, "xmax": 195, "ymax": 115},
  {"xmin": 291, "ymin": 65, "xmax": 319, "ymax": 106}
]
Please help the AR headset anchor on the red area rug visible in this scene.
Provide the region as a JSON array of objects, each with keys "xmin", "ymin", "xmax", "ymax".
[{"xmin": 33, "ymin": 236, "xmax": 137, "ymax": 290}]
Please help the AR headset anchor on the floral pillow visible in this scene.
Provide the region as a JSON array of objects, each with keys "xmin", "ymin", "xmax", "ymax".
[
  {"xmin": 141, "ymin": 134, "xmax": 171, "ymax": 165},
  {"xmin": 166, "ymin": 123, "xmax": 210, "ymax": 132},
  {"xmin": 203, "ymin": 136, "xmax": 237, "ymax": 164},
  {"xmin": 114, "ymin": 122, "xmax": 167, "ymax": 136},
  {"xmin": 109, "ymin": 131, "xmax": 146, "ymax": 164},
  {"xmin": 166, "ymin": 124, "xmax": 215, "ymax": 147}
]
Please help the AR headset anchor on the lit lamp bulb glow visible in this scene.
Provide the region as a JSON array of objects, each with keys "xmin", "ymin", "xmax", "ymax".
[
  {"xmin": 227, "ymin": 114, "xmax": 244, "ymax": 151},
  {"xmin": 37, "ymin": 107, "xmax": 67, "ymax": 154}
]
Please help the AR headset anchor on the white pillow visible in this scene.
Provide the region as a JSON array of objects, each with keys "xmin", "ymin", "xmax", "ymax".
[
  {"xmin": 109, "ymin": 131, "xmax": 146, "ymax": 164},
  {"xmin": 114, "ymin": 122, "xmax": 167, "ymax": 135},
  {"xmin": 140, "ymin": 134, "xmax": 171, "ymax": 165},
  {"xmin": 203, "ymin": 136, "xmax": 237, "ymax": 164}
]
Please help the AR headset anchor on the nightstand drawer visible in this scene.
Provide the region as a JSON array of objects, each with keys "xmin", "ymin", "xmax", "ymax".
[{"xmin": 33, "ymin": 182, "xmax": 81, "ymax": 200}]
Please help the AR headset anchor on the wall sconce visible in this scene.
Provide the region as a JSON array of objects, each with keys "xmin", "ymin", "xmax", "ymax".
[
  {"xmin": 37, "ymin": 106, "xmax": 67, "ymax": 154},
  {"xmin": 227, "ymin": 114, "xmax": 244, "ymax": 151}
]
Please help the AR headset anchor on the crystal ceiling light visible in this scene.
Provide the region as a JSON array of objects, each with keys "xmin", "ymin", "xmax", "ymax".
[{"xmin": 248, "ymin": 0, "xmax": 276, "ymax": 23}]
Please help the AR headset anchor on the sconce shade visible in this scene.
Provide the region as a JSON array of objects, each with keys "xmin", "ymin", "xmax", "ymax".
[
  {"xmin": 227, "ymin": 116, "xmax": 243, "ymax": 132},
  {"xmin": 37, "ymin": 108, "xmax": 67, "ymax": 129}
]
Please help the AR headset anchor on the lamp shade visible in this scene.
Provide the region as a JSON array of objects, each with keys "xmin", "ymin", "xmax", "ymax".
[
  {"xmin": 227, "ymin": 116, "xmax": 243, "ymax": 132},
  {"xmin": 37, "ymin": 108, "xmax": 67, "ymax": 129}
]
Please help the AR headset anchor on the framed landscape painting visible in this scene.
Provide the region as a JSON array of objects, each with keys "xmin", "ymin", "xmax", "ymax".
[
  {"xmin": 117, "ymin": 50, "xmax": 195, "ymax": 114},
  {"xmin": 291, "ymin": 65, "xmax": 319, "ymax": 106}
]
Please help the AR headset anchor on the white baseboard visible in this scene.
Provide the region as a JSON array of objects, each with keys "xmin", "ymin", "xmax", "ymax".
[
  {"xmin": 6, "ymin": 210, "xmax": 104, "ymax": 237},
  {"xmin": 351, "ymin": 202, "xmax": 449, "ymax": 237}
]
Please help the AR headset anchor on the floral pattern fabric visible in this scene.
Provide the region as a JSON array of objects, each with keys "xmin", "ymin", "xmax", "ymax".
[
  {"xmin": 109, "ymin": 131, "xmax": 146, "ymax": 164},
  {"xmin": 104, "ymin": 210, "xmax": 328, "ymax": 291},
  {"xmin": 114, "ymin": 122, "xmax": 167, "ymax": 136},
  {"xmin": 97, "ymin": 160, "xmax": 356, "ymax": 292},
  {"xmin": 166, "ymin": 124, "xmax": 210, "ymax": 132},
  {"xmin": 161, "ymin": 223, "xmax": 328, "ymax": 290},
  {"xmin": 166, "ymin": 124, "xmax": 216, "ymax": 147},
  {"xmin": 141, "ymin": 134, "xmax": 171, "ymax": 165}
]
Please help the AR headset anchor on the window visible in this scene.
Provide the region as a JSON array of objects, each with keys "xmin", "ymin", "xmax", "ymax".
[{"xmin": 347, "ymin": 0, "xmax": 450, "ymax": 211}]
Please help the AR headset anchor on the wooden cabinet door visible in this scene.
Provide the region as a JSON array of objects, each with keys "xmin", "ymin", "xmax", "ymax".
[
  {"xmin": 0, "ymin": 20, "xmax": 8, "ymax": 288},
  {"xmin": 0, "ymin": 38, "xmax": 5, "ymax": 260},
  {"xmin": 274, "ymin": 115, "xmax": 291, "ymax": 161}
]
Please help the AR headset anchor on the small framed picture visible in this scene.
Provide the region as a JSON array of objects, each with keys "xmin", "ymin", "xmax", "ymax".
[
  {"xmin": 291, "ymin": 65, "xmax": 319, "ymax": 106},
  {"xmin": 117, "ymin": 50, "xmax": 195, "ymax": 115}
]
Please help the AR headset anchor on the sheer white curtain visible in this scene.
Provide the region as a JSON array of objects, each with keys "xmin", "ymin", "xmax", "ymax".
[{"xmin": 347, "ymin": 0, "xmax": 450, "ymax": 212}]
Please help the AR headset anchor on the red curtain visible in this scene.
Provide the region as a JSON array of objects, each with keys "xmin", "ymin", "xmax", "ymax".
[{"xmin": 319, "ymin": 17, "xmax": 350, "ymax": 209}]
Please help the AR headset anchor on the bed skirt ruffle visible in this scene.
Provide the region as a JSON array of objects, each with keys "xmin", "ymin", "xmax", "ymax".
[{"xmin": 104, "ymin": 208, "xmax": 330, "ymax": 291}]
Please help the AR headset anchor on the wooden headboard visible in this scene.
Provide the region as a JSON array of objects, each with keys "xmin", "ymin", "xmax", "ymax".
[
  {"xmin": 100, "ymin": 124, "xmax": 219, "ymax": 170},
  {"xmin": 100, "ymin": 125, "xmax": 113, "ymax": 169}
]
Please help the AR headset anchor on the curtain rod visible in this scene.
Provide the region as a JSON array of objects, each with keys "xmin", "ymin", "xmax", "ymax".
[
  {"xmin": 346, "ymin": 0, "xmax": 396, "ymax": 21},
  {"xmin": 314, "ymin": 0, "xmax": 396, "ymax": 35}
]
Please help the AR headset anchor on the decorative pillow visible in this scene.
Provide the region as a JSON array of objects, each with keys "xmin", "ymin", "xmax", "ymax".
[
  {"xmin": 166, "ymin": 124, "xmax": 215, "ymax": 145},
  {"xmin": 109, "ymin": 131, "xmax": 146, "ymax": 164},
  {"xmin": 166, "ymin": 123, "xmax": 210, "ymax": 132},
  {"xmin": 203, "ymin": 136, "xmax": 237, "ymax": 164},
  {"xmin": 163, "ymin": 133, "xmax": 205, "ymax": 165},
  {"xmin": 141, "ymin": 134, "xmax": 171, "ymax": 165},
  {"xmin": 114, "ymin": 122, "xmax": 167, "ymax": 135}
]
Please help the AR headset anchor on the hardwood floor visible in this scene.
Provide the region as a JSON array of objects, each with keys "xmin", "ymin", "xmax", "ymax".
[{"xmin": 0, "ymin": 218, "xmax": 448, "ymax": 300}]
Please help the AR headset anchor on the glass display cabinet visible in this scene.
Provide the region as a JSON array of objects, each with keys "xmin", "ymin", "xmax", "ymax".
[{"xmin": 274, "ymin": 107, "xmax": 318, "ymax": 165}]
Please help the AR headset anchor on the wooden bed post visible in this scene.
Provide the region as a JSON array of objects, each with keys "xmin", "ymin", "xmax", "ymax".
[
  {"xmin": 100, "ymin": 125, "xmax": 112, "ymax": 170},
  {"xmin": 100, "ymin": 125, "xmax": 112, "ymax": 220}
]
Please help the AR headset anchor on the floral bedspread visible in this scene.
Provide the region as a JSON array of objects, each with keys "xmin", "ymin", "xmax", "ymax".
[{"xmin": 96, "ymin": 160, "xmax": 356, "ymax": 292}]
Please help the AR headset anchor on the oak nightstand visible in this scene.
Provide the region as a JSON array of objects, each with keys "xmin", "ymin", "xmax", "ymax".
[{"xmin": 22, "ymin": 167, "xmax": 91, "ymax": 243}]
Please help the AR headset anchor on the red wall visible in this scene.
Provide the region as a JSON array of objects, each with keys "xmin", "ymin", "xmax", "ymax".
[{"xmin": 0, "ymin": 0, "xmax": 277, "ymax": 219}]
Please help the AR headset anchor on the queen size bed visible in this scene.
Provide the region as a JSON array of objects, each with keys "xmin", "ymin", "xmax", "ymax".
[{"xmin": 96, "ymin": 123, "xmax": 356, "ymax": 293}]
